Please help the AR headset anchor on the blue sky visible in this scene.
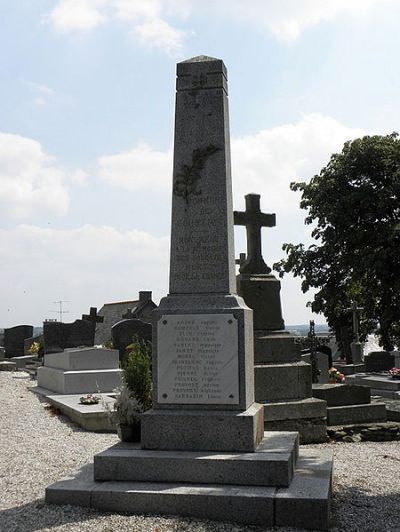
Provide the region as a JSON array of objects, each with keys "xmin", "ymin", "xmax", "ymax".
[{"xmin": 1, "ymin": 0, "xmax": 400, "ymax": 328}]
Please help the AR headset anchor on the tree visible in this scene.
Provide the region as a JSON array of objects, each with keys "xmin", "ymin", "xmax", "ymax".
[{"xmin": 274, "ymin": 133, "xmax": 400, "ymax": 351}]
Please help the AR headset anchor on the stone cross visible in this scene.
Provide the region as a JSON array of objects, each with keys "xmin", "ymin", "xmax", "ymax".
[
  {"xmin": 82, "ymin": 307, "xmax": 104, "ymax": 327},
  {"xmin": 346, "ymin": 301, "xmax": 363, "ymax": 343},
  {"xmin": 234, "ymin": 194, "xmax": 275, "ymax": 274},
  {"xmin": 235, "ymin": 252, "xmax": 246, "ymax": 268}
]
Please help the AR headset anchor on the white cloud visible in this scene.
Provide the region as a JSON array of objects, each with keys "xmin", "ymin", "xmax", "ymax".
[
  {"xmin": 48, "ymin": 0, "xmax": 381, "ymax": 49},
  {"xmin": 48, "ymin": 0, "xmax": 186, "ymax": 54},
  {"xmin": 0, "ymin": 224, "xmax": 169, "ymax": 328},
  {"xmin": 22, "ymin": 80, "xmax": 55, "ymax": 107},
  {"xmin": 133, "ymin": 17, "xmax": 185, "ymax": 54},
  {"xmin": 0, "ymin": 132, "xmax": 70, "ymax": 219},
  {"xmin": 98, "ymin": 142, "xmax": 172, "ymax": 192},
  {"xmin": 70, "ymin": 169, "xmax": 89, "ymax": 186},
  {"xmin": 97, "ymin": 114, "xmax": 364, "ymax": 215},
  {"xmin": 231, "ymin": 113, "xmax": 365, "ymax": 212},
  {"xmin": 49, "ymin": 0, "xmax": 107, "ymax": 32},
  {"xmin": 213, "ymin": 0, "xmax": 379, "ymax": 42}
]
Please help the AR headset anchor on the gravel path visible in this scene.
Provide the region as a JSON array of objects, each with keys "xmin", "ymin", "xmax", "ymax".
[{"xmin": 0, "ymin": 371, "xmax": 399, "ymax": 532}]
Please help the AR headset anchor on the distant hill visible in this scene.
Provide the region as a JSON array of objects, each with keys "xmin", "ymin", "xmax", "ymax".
[{"xmin": 286, "ymin": 324, "xmax": 330, "ymax": 336}]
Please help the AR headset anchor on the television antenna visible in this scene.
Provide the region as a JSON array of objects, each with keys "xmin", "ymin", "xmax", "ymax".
[{"xmin": 50, "ymin": 300, "xmax": 70, "ymax": 322}]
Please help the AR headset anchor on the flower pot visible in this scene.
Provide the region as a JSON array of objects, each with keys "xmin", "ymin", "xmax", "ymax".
[{"xmin": 117, "ymin": 423, "xmax": 141, "ymax": 442}]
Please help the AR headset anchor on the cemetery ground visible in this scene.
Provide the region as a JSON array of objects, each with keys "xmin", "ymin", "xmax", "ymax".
[{"xmin": 0, "ymin": 372, "xmax": 399, "ymax": 532}]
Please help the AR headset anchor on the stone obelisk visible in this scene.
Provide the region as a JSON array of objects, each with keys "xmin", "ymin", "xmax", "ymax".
[{"xmin": 141, "ymin": 56, "xmax": 263, "ymax": 452}]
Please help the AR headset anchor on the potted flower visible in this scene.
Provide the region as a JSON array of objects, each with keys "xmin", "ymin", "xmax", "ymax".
[
  {"xmin": 389, "ymin": 367, "xmax": 400, "ymax": 379},
  {"xmin": 328, "ymin": 367, "xmax": 346, "ymax": 384},
  {"xmin": 112, "ymin": 378, "xmax": 143, "ymax": 441},
  {"xmin": 106, "ymin": 337, "xmax": 152, "ymax": 442}
]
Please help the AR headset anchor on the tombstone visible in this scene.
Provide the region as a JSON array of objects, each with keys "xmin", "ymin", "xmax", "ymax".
[
  {"xmin": 0, "ymin": 346, "xmax": 5, "ymax": 359},
  {"xmin": 37, "ymin": 347, "xmax": 122, "ymax": 394},
  {"xmin": 234, "ymin": 196, "xmax": 326, "ymax": 443},
  {"xmin": 43, "ymin": 319, "xmax": 94, "ymax": 354},
  {"xmin": 364, "ymin": 351, "xmax": 395, "ymax": 372},
  {"xmin": 82, "ymin": 307, "xmax": 104, "ymax": 333},
  {"xmin": 234, "ymin": 194, "xmax": 284, "ymax": 331},
  {"xmin": 4, "ymin": 325, "xmax": 33, "ymax": 358},
  {"xmin": 45, "ymin": 56, "xmax": 333, "ymax": 530},
  {"xmin": 111, "ymin": 318, "xmax": 152, "ymax": 360}
]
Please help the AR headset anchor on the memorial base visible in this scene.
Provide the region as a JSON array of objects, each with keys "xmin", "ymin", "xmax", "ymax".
[
  {"xmin": 46, "ymin": 432, "xmax": 333, "ymax": 530},
  {"xmin": 141, "ymin": 403, "xmax": 264, "ymax": 452}
]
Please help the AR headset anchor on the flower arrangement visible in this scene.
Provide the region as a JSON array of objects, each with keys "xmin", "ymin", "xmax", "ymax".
[
  {"xmin": 389, "ymin": 367, "xmax": 400, "ymax": 379},
  {"xmin": 328, "ymin": 367, "xmax": 346, "ymax": 383},
  {"xmin": 79, "ymin": 393, "xmax": 101, "ymax": 405},
  {"xmin": 28, "ymin": 341, "xmax": 43, "ymax": 356}
]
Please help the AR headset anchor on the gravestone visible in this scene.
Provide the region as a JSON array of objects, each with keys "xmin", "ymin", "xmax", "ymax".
[
  {"xmin": 111, "ymin": 318, "xmax": 152, "ymax": 360},
  {"xmin": 364, "ymin": 351, "xmax": 395, "ymax": 372},
  {"xmin": 82, "ymin": 307, "xmax": 104, "ymax": 333},
  {"xmin": 46, "ymin": 56, "xmax": 333, "ymax": 530},
  {"xmin": 4, "ymin": 325, "xmax": 33, "ymax": 358},
  {"xmin": 43, "ymin": 319, "xmax": 94, "ymax": 354},
  {"xmin": 234, "ymin": 194, "xmax": 284, "ymax": 330},
  {"xmin": 234, "ymin": 195, "xmax": 327, "ymax": 443}
]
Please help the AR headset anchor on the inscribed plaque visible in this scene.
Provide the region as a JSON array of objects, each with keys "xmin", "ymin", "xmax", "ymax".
[{"xmin": 157, "ymin": 314, "xmax": 239, "ymax": 405}]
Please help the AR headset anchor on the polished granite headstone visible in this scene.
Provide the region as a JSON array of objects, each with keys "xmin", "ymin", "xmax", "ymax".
[{"xmin": 4, "ymin": 325, "xmax": 33, "ymax": 358}]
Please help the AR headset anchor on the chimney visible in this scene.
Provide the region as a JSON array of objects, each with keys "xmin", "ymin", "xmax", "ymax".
[{"xmin": 139, "ymin": 291, "xmax": 152, "ymax": 303}]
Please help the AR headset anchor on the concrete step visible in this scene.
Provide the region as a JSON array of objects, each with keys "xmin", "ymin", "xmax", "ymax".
[
  {"xmin": 46, "ymin": 448, "xmax": 333, "ymax": 530},
  {"xmin": 327, "ymin": 403, "xmax": 387, "ymax": 426},
  {"xmin": 94, "ymin": 432, "xmax": 299, "ymax": 487},
  {"xmin": 37, "ymin": 366, "xmax": 122, "ymax": 394}
]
